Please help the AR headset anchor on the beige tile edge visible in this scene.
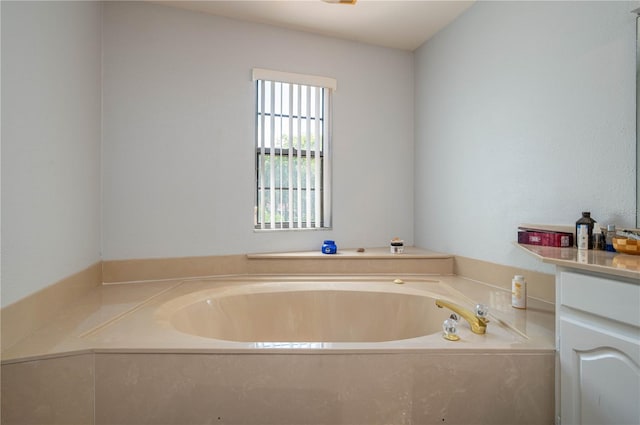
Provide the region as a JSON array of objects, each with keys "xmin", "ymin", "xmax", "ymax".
[
  {"xmin": 1, "ymin": 262, "xmax": 102, "ymax": 351},
  {"xmin": 102, "ymin": 255, "xmax": 250, "ymax": 283},
  {"xmin": 98, "ymin": 254, "xmax": 555, "ymax": 303},
  {"xmin": 102, "ymin": 254, "xmax": 455, "ymax": 282},
  {"xmin": 454, "ymin": 255, "xmax": 555, "ymax": 304}
]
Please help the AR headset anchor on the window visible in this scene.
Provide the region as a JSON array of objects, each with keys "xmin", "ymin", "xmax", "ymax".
[{"xmin": 253, "ymin": 69, "xmax": 335, "ymax": 230}]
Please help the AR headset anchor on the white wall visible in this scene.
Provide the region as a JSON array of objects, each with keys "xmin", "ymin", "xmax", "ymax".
[
  {"xmin": 3, "ymin": 0, "xmax": 636, "ymax": 306},
  {"xmin": 102, "ymin": 2, "xmax": 414, "ymax": 260},
  {"xmin": 414, "ymin": 1, "xmax": 637, "ymax": 274},
  {"xmin": 1, "ymin": 1, "xmax": 103, "ymax": 307}
]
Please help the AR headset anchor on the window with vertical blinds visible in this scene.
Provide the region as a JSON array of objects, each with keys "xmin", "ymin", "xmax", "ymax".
[{"xmin": 253, "ymin": 69, "xmax": 335, "ymax": 230}]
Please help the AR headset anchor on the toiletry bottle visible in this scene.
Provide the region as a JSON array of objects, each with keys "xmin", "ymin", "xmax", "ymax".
[
  {"xmin": 605, "ymin": 224, "xmax": 616, "ymax": 252},
  {"xmin": 321, "ymin": 240, "xmax": 337, "ymax": 254},
  {"xmin": 592, "ymin": 223, "xmax": 604, "ymax": 250},
  {"xmin": 390, "ymin": 238, "xmax": 404, "ymax": 254},
  {"xmin": 576, "ymin": 212, "xmax": 596, "ymax": 250},
  {"xmin": 512, "ymin": 275, "xmax": 527, "ymax": 309}
]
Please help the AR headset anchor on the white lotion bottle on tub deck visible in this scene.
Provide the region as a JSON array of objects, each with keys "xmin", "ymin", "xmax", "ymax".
[{"xmin": 512, "ymin": 275, "xmax": 527, "ymax": 309}]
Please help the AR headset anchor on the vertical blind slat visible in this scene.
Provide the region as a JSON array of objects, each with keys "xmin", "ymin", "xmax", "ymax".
[
  {"xmin": 288, "ymin": 83, "xmax": 294, "ymax": 228},
  {"xmin": 305, "ymin": 86, "xmax": 312, "ymax": 228},
  {"xmin": 269, "ymin": 81, "xmax": 276, "ymax": 229},
  {"xmin": 278, "ymin": 82, "xmax": 284, "ymax": 229},
  {"xmin": 323, "ymin": 91, "xmax": 331, "ymax": 228},
  {"xmin": 259, "ymin": 80, "xmax": 266, "ymax": 230},
  {"xmin": 314, "ymin": 86, "xmax": 322, "ymax": 227},
  {"xmin": 296, "ymin": 85, "xmax": 303, "ymax": 229}
]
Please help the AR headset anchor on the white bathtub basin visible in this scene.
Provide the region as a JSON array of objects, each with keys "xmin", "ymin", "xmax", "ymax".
[{"xmin": 156, "ymin": 280, "xmax": 455, "ymax": 343}]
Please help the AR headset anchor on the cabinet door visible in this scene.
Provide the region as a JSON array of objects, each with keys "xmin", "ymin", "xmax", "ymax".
[{"xmin": 560, "ymin": 318, "xmax": 640, "ymax": 425}]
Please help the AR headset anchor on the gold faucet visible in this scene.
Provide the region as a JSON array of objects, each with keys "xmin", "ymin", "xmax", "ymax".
[{"xmin": 435, "ymin": 299, "xmax": 489, "ymax": 334}]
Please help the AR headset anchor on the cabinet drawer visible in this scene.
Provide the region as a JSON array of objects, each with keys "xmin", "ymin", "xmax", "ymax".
[{"xmin": 560, "ymin": 271, "xmax": 640, "ymax": 327}]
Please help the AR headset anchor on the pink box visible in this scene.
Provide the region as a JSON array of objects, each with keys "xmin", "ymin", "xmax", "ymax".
[{"xmin": 518, "ymin": 230, "xmax": 573, "ymax": 247}]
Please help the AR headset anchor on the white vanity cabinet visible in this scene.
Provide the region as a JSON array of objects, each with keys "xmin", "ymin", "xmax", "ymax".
[{"xmin": 557, "ymin": 269, "xmax": 640, "ymax": 425}]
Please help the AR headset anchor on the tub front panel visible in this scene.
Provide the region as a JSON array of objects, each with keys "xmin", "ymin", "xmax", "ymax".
[{"xmin": 94, "ymin": 351, "xmax": 554, "ymax": 425}]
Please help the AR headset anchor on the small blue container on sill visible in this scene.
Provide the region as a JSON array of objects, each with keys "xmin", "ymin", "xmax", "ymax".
[{"xmin": 322, "ymin": 240, "xmax": 337, "ymax": 254}]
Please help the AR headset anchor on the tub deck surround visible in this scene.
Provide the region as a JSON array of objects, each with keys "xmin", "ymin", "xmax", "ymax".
[
  {"xmin": 1, "ymin": 274, "xmax": 554, "ymax": 363},
  {"xmin": 0, "ymin": 261, "xmax": 102, "ymax": 351},
  {"xmin": 0, "ymin": 279, "xmax": 185, "ymax": 362},
  {"xmin": 2, "ymin": 260, "xmax": 556, "ymax": 425},
  {"xmin": 101, "ymin": 247, "xmax": 455, "ymax": 283},
  {"xmin": 245, "ymin": 247, "xmax": 455, "ymax": 276},
  {"xmin": 246, "ymin": 246, "xmax": 450, "ymax": 259},
  {"xmin": 454, "ymin": 254, "xmax": 556, "ymax": 303},
  {"xmin": 248, "ymin": 246, "xmax": 452, "ymax": 258}
]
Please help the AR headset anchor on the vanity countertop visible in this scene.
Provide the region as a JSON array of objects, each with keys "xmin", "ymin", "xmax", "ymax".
[{"xmin": 517, "ymin": 243, "xmax": 640, "ymax": 280}]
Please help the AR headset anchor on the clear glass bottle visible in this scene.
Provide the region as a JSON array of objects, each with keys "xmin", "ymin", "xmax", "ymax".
[
  {"xmin": 592, "ymin": 223, "xmax": 604, "ymax": 250},
  {"xmin": 576, "ymin": 212, "xmax": 596, "ymax": 250},
  {"xmin": 605, "ymin": 224, "xmax": 616, "ymax": 252}
]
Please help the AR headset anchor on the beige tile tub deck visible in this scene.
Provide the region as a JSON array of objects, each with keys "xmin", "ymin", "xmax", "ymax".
[
  {"xmin": 1, "ymin": 252, "xmax": 555, "ymax": 425},
  {"xmin": 1, "ymin": 262, "xmax": 102, "ymax": 351},
  {"xmin": 2, "ymin": 275, "xmax": 554, "ymax": 361},
  {"xmin": 102, "ymin": 247, "xmax": 455, "ymax": 283},
  {"xmin": 1, "ymin": 279, "xmax": 183, "ymax": 361}
]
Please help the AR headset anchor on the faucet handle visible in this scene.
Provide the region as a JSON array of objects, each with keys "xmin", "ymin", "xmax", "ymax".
[
  {"xmin": 442, "ymin": 318, "xmax": 460, "ymax": 341},
  {"xmin": 475, "ymin": 304, "xmax": 490, "ymax": 323}
]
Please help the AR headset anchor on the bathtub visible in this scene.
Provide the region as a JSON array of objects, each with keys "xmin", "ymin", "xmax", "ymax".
[
  {"xmin": 112, "ymin": 275, "xmax": 548, "ymax": 352},
  {"xmin": 155, "ymin": 279, "xmax": 456, "ymax": 343},
  {"xmin": 3, "ymin": 274, "xmax": 556, "ymax": 424},
  {"xmin": 96, "ymin": 275, "xmax": 554, "ymax": 424}
]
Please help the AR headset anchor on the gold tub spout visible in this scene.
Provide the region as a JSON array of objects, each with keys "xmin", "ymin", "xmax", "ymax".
[{"xmin": 435, "ymin": 299, "xmax": 489, "ymax": 334}]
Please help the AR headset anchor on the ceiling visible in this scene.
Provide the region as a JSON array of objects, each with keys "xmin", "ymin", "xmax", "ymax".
[{"xmin": 152, "ymin": 0, "xmax": 475, "ymax": 51}]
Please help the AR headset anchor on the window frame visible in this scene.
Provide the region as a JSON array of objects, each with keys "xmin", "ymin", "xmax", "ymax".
[{"xmin": 252, "ymin": 69, "xmax": 334, "ymax": 231}]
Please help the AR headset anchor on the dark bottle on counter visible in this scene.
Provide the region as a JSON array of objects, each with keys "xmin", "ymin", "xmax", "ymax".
[{"xmin": 576, "ymin": 212, "xmax": 596, "ymax": 250}]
